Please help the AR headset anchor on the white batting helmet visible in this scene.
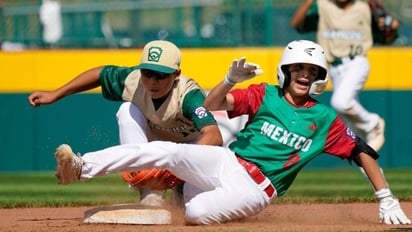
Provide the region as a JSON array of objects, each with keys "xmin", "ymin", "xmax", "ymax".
[{"xmin": 277, "ymin": 40, "xmax": 328, "ymax": 95}]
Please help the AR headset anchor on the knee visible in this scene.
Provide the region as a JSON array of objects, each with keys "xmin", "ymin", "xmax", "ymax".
[
  {"xmin": 185, "ymin": 201, "xmax": 215, "ymax": 225},
  {"xmin": 330, "ymin": 95, "xmax": 350, "ymax": 113},
  {"xmin": 116, "ymin": 102, "xmax": 132, "ymax": 120}
]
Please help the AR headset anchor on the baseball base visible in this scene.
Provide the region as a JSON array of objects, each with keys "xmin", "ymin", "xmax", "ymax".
[{"xmin": 83, "ymin": 204, "xmax": 171, "ymax": 224}]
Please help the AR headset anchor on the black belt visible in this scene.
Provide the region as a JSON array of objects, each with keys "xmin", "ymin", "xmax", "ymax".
[{"xmin": 236, "ymin": 155, "xmax": 276, "ymax": 198}]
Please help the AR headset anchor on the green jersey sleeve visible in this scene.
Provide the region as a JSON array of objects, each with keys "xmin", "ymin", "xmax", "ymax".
[
  {"xmin": 99, "ymin": 65, "xmax": 136, "ymax": 101},
  {"xmin": 182, "ymin": 89, "xmax": 217, "ymax": 130}
]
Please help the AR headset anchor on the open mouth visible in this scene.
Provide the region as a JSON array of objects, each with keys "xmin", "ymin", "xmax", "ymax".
[{"xmin": 296, "ymin": 79, "xmax": 310, "ymax": 87}]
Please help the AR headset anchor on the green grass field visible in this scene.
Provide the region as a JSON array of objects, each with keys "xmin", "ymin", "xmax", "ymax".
[{"xmin": 1, "ymin": 168, "xmax": 411, "ymax": 208}]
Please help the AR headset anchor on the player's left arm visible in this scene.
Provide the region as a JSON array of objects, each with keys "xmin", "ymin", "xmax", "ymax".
[
  {"xmin": 183, "ymin": 89, "xmax": 223, "ymax": 146},
  {"xmin": 324, "ymin": 116, "xmax": 411, "ymax": 225},
  {"xmin": 354, "ymin": 152, "xmax": 411, "ymax": 225}
]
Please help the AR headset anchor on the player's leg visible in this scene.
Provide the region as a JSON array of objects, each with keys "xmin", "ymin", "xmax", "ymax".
[
  {"xmin": 183, "ymin": 154, "xmax": 273, "ymax": 224},
  {"xmin": 116, "ymin": 102, "xmax": 148, "ymax": 144},
  {"xmin": 329, "ymin": 58, "xmax": 371, "ymax": 131},
  {"xmin": 56, "ymin": 141, "xmax": 261, "ymax": 192},
  {"xmin": 129, "ymin": 143, "xmax": 275, "ymax": 224},
  {"xmin": 116, "ymin": 102, "xmax": 163, "ymax": 206},
  {"xmin": 211, "ymin": 110, "xmax": 247, "ymax": 147},
  {"xmin": 329, "ymin": 57, "xmax": 384, "ymax": 151},
  {"xmin": 54, "ymin": 141, "xmax": 275, "ymax": 224},
  {"xmin": 328, "ymin": 57, "xmax": 386, "ymax": 186},
  {"xmin": 56, "ymin": 141, "xmax": 228, "ymax": 188}
]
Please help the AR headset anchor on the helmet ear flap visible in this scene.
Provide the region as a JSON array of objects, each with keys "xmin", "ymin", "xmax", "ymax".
[
  {"xmin": 277, "ymin": 64, "xmax": 291, "ymax": 88},
  {"xmin": 309, "ymin": 68, "xmax": 328, "ymax": 95},
  {"xmin": 281, "ymin": 66, "xmax": 291, "ymax": 88}
]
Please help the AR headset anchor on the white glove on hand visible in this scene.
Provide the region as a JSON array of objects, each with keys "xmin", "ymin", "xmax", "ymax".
[
  {"xmin": 375, "ymin": 188, "xmax": 411, "ymax": 225},
  {"xmin": 224, "ymin": 57, "xmax": 263, "ymax": 87}
]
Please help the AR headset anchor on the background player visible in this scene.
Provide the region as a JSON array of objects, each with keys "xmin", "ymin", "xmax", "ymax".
[
  {"xmin": 290, "ymin": 0, "xmax": 388, "ymax": 151},
  {"xmin": 28, "ymin": 40, "xmax": 223, "ymax": 206},
  {"xmin": 52, "ymin": 40, "xmax": 410, "ymax": 225}
]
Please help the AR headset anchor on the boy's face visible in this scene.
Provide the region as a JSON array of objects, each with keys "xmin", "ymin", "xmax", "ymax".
[
  {"xmin": 287, "ymin": 63, "xmax": 319, "ymax": 97},
  {"xmin": 140, "ymin": 69, "xmax": 179, "ymax": 99}
]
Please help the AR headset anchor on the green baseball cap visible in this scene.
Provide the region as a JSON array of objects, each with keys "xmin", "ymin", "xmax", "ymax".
[{"xmin": 136, "ymin": 40, "xmax": 181, "ymax": 74}]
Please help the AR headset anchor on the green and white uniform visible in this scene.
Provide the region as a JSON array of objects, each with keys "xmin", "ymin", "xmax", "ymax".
[{"xmin": 99, "ymin": 65, "xmax": 217, "ymax": 143}]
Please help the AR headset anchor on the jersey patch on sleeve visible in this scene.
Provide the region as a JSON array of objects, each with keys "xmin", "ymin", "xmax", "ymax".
[
  {"xmin": 194, "ymin": 106, "xmax": 208, "ymax": 119},
  {"xmin": 346, "ymin": 127, "xmax": 356, "ymax": 140}
]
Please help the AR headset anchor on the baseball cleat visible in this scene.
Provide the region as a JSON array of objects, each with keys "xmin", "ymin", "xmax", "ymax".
[
  {"xmin": 366, "ymin": 118, "xmax": 385, "ymax": 151},
  {"xmin": 54, "ymin": 144, "xmax": 83, "ymax": 185},
  {"xmin": 139, "ymin": 190, "xmax": 165, "ymax": 207}
]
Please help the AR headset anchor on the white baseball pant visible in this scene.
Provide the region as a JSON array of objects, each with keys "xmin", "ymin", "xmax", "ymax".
[
  {"xmin": 329, "ymin": 56, "xmax": 380, "ymax": 133},
  {"xmin": 79, "ymin": 141, "xmax": 276, "ymax": 224},
  {"xmin": 115, "ymin": 102, "xmax": 248, "ymax": 206},
  {"xmin": 116, "ymin": 102, "xmax": 156, "ymax": 144}
]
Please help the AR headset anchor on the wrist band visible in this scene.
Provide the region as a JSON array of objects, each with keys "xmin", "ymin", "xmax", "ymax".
[
  {"xmin": 375, "ymin": 187, "xmax": 392, "ymax": 200},
  {"xmin": 224, "ymin": 75, "xmax": 235, "ymax": 87}
]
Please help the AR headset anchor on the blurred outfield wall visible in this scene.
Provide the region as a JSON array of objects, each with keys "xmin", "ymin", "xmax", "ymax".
[
  {"xmin": 2, "ymin": 0, "xmax": 412, "ymax": 48},
  {"xmin": 1, "ymin": 47, "xmax": 412, "ymax": 171}
]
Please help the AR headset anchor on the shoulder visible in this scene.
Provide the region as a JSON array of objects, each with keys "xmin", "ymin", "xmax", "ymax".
[
  {"xmin": 179, "ymin": 77, "xmax": 205, "ymax": 105},
  {"xmin": 101, "ymin": 65, "xmax": 137, "ymax": 78},
  {"xmin": 176, "ymin": 75, "xmax": 201, "ymax": 91},
  {"xmin": 247, "ymin": 82, "xmax": 269, "ymax": 92},
  {"xmin": 354, "ymin": 0, "xmax": 370, "ymax": 11},
  {"xmin": 230, "ymin": 82, "xmax": 268, "ymax": 99},
  {"xmin": 317, "ymin": 0, "xmax": 331, "ymax": 8},
  {"xmin": 102, "ymin": 65, "xmax": 135, "ymax": 73}
]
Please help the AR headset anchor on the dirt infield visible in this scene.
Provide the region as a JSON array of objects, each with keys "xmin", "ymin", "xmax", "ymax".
[{"xmin": 1, "ymin": 202, "xmax": 412, "ymax": 232}]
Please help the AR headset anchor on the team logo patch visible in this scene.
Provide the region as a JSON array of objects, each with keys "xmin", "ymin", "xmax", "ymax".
[
  {"xmin": 194, "ymin": 106, "xmax": 208, "ymax": 119},
  {"xmin": 346, "ymin": 127, "xmax": 356, "ymax": 140},
  {"xmin": 308, "ymin": 123, "xmax": 317, "ymax": 131},
  {"xmin": 147, "ymin": 46, "xmax": 163, "ymax": 63}
]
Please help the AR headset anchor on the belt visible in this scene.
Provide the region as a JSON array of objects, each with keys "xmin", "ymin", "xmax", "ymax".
[
  {"xmin": 236, "ymin": 155, "xmax": 276, "ymax": 198},
  {"xmin": 330, "ymin": 58, "xmax": 343, "ymax": 66},
  {"xmin": 330, "ymin": 56, "xmax": 355, "ymax": 66}
]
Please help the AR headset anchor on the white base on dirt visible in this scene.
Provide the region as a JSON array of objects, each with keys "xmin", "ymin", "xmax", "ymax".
[{"xmin": 83, "ymin": 203, "xmax": 171, "ymax": 224}]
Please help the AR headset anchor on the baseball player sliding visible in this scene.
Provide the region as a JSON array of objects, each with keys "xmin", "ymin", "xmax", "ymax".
[
  {"xmin": 28, "ymin": 40, "xmax": 223, "ymax": 207},
  {"xmin": 53, "ymin": 40, "xmax": 410, "ymax": 225}
]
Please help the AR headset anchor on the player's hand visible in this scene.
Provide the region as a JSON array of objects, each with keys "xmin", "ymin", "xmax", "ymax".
[
  {"xmin": 28, "ymin": 91, "xmax": 59, "ymax": 107},
  {"xmin": 224, "ymin": 57, "xmax": 263, "ymax": 87},
  {"xmin": 375, "ymin": 188, "xmax": 411, "ymax": 225}
]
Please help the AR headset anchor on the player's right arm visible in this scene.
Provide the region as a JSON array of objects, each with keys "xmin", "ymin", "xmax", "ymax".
[
  {"xmin": 204, "ymin": 80, "xmax": 235, "ymax": 112},
  {"xmin": 204, "ymin": 57, "xmax": 262, "ymax": 112},
  {"xmin": 28, "ymin": 66, "xmax": 103, "ymax": 107}
]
